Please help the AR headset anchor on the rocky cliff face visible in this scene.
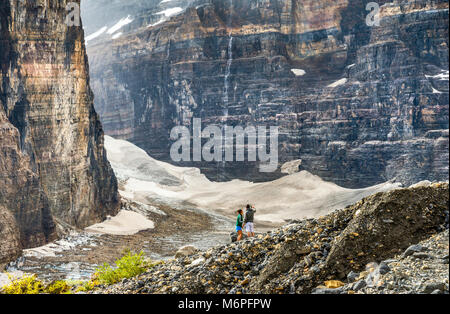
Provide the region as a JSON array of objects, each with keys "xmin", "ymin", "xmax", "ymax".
[
  {"xmin": 85, "ymin": 0, "xmax": 449, "ymax": 187},
  {"xmin": 0, "ymin": 109, "xmax": 55, "ymax": 267},
  {"xmin": 0, "ymin": 205, "xmax": 21, "ymax": 268},
  {"xmin": 0, "ymin": 0, "xmax": 119, "ymax": 265}
]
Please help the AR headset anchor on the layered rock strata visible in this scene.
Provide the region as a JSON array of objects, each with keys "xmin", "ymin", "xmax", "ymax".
[
  {"xmin": 0, "ymin": 0, "xmax": 119, "ymax": 265},
  {"xmin": 86, "ymin": 0, "xmax": 449, "ymax": 186}
]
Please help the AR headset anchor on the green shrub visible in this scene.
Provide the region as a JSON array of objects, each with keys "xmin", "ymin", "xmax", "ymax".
[
  {"xmin": 45, "ymin": 280, "xmax": 72, "ymax": 294},
  {"xmin": 75, "ymin": 279, "xmax": 99, "ymax": 293},
  {"xmin": 1, "ymin": 251, "xmax": 157, "ymax": 294},
  {"xmin": 1, "ymin": 274, "xmax": 75, "ymax": 294},
  {"xmin": 1, "ymin": 274, "xmax": 44, "ymax": 294},
  {"xmin": 94, "ymin": 251, "xmax": 155, "ymax": 286}
]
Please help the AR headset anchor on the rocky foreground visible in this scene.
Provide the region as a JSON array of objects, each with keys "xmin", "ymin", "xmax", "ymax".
[{"xmin": 95, "ymin": 183, "xmax": 449, "ymax": 294}]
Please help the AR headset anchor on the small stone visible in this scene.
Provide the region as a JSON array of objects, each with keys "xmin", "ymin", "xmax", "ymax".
[
  {"xmin": 378, "ymin": 262, "xmax": 391, "ymax": 275},
  {"xmin": 175, "ymin": 245, "xmax": 199, "ymax": 259},
  {"xmin": 312, "ymin": 287, "xmax": 344, "ymax": 294},
  {"xmin": 324, "ymin": 280, "xmax": 345, "ymax": 289},
  {"xmin": 188, "ymin": 257, "xmax": 205, "ymax": 267},
  {"xmin": 347, "ymin": 271, "xmax": 359, "ymax": 283},
  {"xmin": 241, "ymin": 278, "xmax": 250, "ymax": 286},
  {"xmin": 353, "ymin": 280, "xmax": 367, "ymax": 291},
  {"xmin": 422, "ymin": 282, "xmax": 447, "ymax": 294},
  {"xmin": 136, "ymin": 280, "xmax": 145, "ymax": 289},
  {"xmin": 403, "ymin": 244, "xmax": 428, "ymax": 257},
  {"xmin": 412, "ymin": 252, "xmax": 433, "ymax": 259}
]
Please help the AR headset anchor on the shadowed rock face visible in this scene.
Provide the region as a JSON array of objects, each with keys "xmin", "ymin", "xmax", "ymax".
[
  {"xmin": 0, "ymin": 0, "xmax": 119, "ymax": 264},
  {"xmin": 0, "ymin": 110, "xmax": 56, "ymax": 262},
  {"xmin": 85, "ymin": 0, "xmax": 449, "ymax": 187},
  {"xmin": 0, "ymin": 206, "xmax": 21, "ymax": 268}
]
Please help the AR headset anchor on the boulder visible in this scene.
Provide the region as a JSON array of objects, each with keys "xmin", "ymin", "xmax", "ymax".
[
  {"xmin": 230, "ymin": 232, "xmax": 248, "ymax": 243},
  {"xmin": 175, "ymin": 245, "xmax": 199, "ymax": 259},
  {"xmin": 325, "ymin": 184, "xmax": 449, "ymax": 276}
]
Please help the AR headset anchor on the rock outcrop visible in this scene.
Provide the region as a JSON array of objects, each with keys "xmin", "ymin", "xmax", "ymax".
[
  {"xmin": 96, "ymin": 182, "xmax": 449, "ymax": 294},
  {"xmin": 0, "ymin": 0, "xmax": 119, "ymax": 265},
  {"xmin": 0, "ymin": 206, "xmax": 21, "ymax": 269},
  {"xmin": 346, "ymin": 230, "xmax": 449, "ymax": 294},
  {"xmin": 0, "ymin": 110, "xmax": 56, "ymax": 266},
  {"xmin": 85, "ymin": 0, "xmax": 449, "ymax": 187}
]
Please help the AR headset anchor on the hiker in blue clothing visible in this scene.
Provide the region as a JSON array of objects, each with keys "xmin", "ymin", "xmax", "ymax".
[{"xmin": 236, "ymin": 209, "xmax": 244, "ymax": 241}]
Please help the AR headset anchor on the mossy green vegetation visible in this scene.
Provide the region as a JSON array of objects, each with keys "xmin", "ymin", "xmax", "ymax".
[
  {"xmin": 0, "ymin": 274, "xmax": 71, "ymax": 294},
  {"xmin": 1, "ymin": 274, "xmax": 44, "ymax": 294},
  {"xmin": 1, "ymin": 250, "xmax": 158, "ymax": 294},
  {"xmin": 94, "ymin": 250, "xmax": 156, "ymax": 285},
  {"xmin": 45, "ymin": 280, "xmax": 72, "ymax": 294},
  {"xmin": 76, "ymin": 250, "xmax": 159, "ymax": 292}
]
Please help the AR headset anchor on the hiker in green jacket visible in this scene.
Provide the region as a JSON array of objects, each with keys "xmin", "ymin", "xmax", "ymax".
[{"xmin": 236, "ymin": 209, "xmax": 244, "ymax": 241}]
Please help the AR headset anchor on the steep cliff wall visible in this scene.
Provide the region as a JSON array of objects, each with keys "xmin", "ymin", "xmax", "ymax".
[
  {"xmin": 0, "ymin": 109, "xmax": 56, "ymax": 267},
  {"xmin": 0, "ymin": 0, "xmax": 119, "ymax": 265},
  {"xmin": 0, "ymin": 205, "xmax": 21, "ymax": 268},
  {"xmin": 86, "ymin": 0, "xmax": 449, "ymax": 187}
]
